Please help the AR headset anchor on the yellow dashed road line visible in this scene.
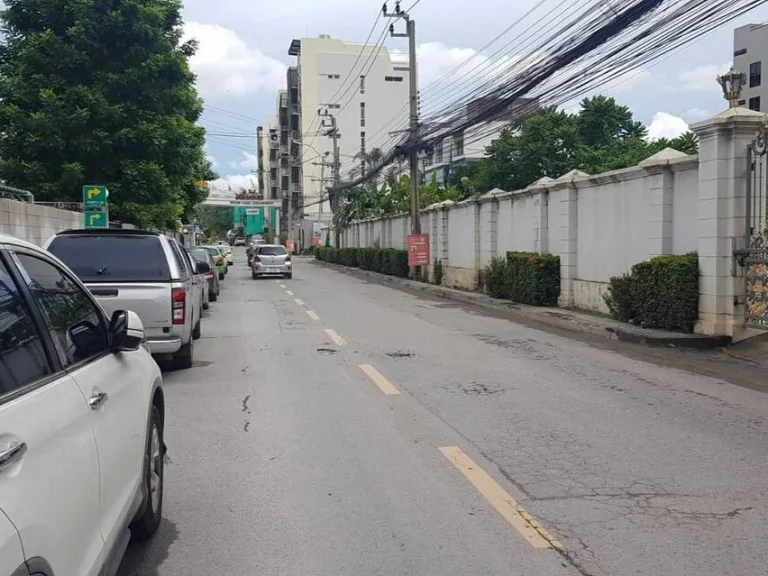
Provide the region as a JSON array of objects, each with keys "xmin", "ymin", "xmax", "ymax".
[
  {"xmin": 438, "ymin": 446, "xmax": 561, "ymax": 549},
  {"xmin": 295, "ymin": 298, "xmax": 305, "ymax": 307},
  {"xmin": 286, "ymin": 290, "xmax": 294, "ymax": 296},
  {"xmin": 306, "ymin": 310, "xmax": 321, "ymax": 321},
  {"xmin": 324, "ymin": 329, "xmax": 347, "ymax": 346},
  {"xmin": 359, "ymin": 364, "xmax": 401, "ymax": 396}
]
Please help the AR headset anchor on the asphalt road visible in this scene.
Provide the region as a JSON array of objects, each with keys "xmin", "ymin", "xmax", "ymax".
[{"xmin": 119, "ymin": 249, "xmax": 768, "ymax": 576}]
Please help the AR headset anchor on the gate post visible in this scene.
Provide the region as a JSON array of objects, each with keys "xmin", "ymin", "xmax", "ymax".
[{"xmin": 690, "ymin": 107, "xmax": 764, "ymax": 338}]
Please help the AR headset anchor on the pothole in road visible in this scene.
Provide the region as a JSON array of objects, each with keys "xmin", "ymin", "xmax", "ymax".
[
  {"xmin": 191, "ymin": 360, "xmax": 214, "ymax": 368},
  {"xmin": 459, "ymin": 382, "xmax": 503, "ymax": 395},
  {"xmin": 316, "ymin": 348, "xmax": 338, "ymax": 355},
  {"xmin": 386, "ymin": 350, "xmax": 415, "ymax": 358}
]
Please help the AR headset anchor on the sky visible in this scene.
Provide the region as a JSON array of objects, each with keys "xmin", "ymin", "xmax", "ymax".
[{"xmin": 180, "ymin": 0, "xmax": 768, "ymax": 191}]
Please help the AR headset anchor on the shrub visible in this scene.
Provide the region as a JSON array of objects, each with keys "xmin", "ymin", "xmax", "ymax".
[
  {"xmin": 434, "ymin": 259, "xmax": 444, "ymax": 286},
  {"xmin": 604, "ymin": 253, "xmax": 699, "ymax": 333},
  {"xmin": 604, "ymin": 273, "xmax": 634, "ymax": 322},
  {"xmin": 381, "ymin": 249, "xmax": 394, "ymax": 275},
  {"xmin": 391, "ymin": 251, "xmax": 409, "ymax": 278},
  {"xmin": 371, "ymin": 249, "xmax": 383, "ymax": 273},
  {"xmin": 482, "ymin": 256, "xmax": 508, "ymax": 299},
  {"xmin": 504, "ymin": 252, "xmax": 560, "ymax": 306},
  {"xmin": 317, "ymin": 246, "xmax": 409, "ymax": 278}
]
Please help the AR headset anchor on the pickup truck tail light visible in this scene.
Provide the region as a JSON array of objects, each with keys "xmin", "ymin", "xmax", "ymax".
[
  {"xmin": 285, "ymin": 254, "xmax": 291, "ymax": 262},
  {"xmin": 252, "ymin": 255, "xmax": 260, "ymax": 263},
  {"xmin": 172, "ymin": 287, "xmax": 186, "ymax": 325}
]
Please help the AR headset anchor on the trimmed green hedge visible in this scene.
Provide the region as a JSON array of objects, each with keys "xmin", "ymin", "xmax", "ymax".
[
  {"xmin": 480, "ymin": 251, "xmax": 560, "ymax": 306},
  {"xmin": 315, "ymin": 246, "xmax": 409, "ymax": 278},
  {"xmin": 604, "ymin": 253, "xmax": 699, "ymax": 333}
]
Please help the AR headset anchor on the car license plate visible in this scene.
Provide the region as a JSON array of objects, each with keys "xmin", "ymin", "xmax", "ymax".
[{"xmin": 267, "ymin": 266, "xmax": 279, "ymax": 272}]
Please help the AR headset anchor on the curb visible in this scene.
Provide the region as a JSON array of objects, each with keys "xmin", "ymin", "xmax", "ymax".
[{"xmin": 309, "ymin": 259, "xmax": 730, "ymax": 350}]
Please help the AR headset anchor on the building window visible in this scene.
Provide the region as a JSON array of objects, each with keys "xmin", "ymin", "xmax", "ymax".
[
  {"xmin": 385, "ymin": 76, "xmax": 404, "ymax": 82},
  {"xmin": 360, "ymin": 102, "xmax": 365, "ymax": 127},
  {"xmin": 739, "ymin": 99, "xmax": 746, "ymax": 106},
  {"xmin": 749, "ymin": 96, "xmax": 761, "ymax": 111},
  {"xmin": 360, "ymin": 75, "xmax": 365, "ymax": 94},
  {"xmin": 291, "ymin": 166, "xmax": 300, "ymax": 181},
  {"xmin": 360, "ymin": 131, "xmax": 366, "ymax": 154},
  {"xmin": 393, "ymin": 67, "xmax": 409, "ymax": 72},
  {"xmin": 454, "ymin": 133, "xmax": 464, "ymax": 157},
  {"xmin": 327, "ymin": 74, "xmax": 340, "ymax": 80},
  {"xmin": 735, "ymin": 48, "xmax": 747, "ymax": 57},
  {"xmin": 750, "ymin": 61, "xmax": 762, "ymax": 88}
]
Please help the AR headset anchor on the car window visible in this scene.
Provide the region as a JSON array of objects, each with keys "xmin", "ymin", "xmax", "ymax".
[
  {"xmin": 190, "ymin": 249, "xmax": 209, "ymax": 263},
  {"xmin": 15, "ymin": 254, "xmax": 109, "ymax": 367},
  {"xmin": 47, "ymin": 234, "xmax": 171, "ymax": 283},
  {"xmin": 168, "ymin": 241, "xmax": 190, "ymax": 279},
  {"xmin": 258, "ymin": 246, "xmax": 288, "ymax": 256},
  {"xmin": 0, "ymin": 257, "xmax": 51, "ymax": 395}
]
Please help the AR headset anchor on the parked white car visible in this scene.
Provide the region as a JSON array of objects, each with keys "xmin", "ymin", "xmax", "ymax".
[{"xmin": 0, "ymin": 233, "xmax": 166, "ymax": 576}]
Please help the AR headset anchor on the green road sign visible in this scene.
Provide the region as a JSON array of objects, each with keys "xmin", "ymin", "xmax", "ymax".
[
  {"xmin": 82, "ymin": 185, "xmax": 108, "ymax": 208},
  {"xmin": 84, "ymin": 211, "xmax": 108, "ymax": 229}
]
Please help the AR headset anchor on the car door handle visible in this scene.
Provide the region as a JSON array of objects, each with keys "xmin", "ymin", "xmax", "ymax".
[
  {"xmin": 89, "ymin": 391, "xmax": 109, "ymax": 410},
  {"xmin": 0, "ymin": 442, "xmax": 26, "ymax": 470}
]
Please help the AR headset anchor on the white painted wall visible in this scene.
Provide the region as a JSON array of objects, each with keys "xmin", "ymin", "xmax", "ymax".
[
  {"xmin": 341, "ymin": 149, "xmax": 701, "ymax": 311},
  {"xmin": 0, "ymin": 199, "xmax": 82, "ymax": 246}
]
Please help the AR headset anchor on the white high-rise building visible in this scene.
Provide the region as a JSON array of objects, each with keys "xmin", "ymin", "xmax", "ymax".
[{"xmin": 287, "ymin": 34, "xmax": 410, "ymax": 222}]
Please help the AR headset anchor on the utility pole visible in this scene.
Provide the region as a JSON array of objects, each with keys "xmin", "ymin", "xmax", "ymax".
[
  {"xmin": 385, "ymin": 1, "xmax": 421, "ymax": 276},
  {"xmin": 319, "ymin": 109, "xmax": 342, "ymax": 246},
  {"xmin": 311, "ymin": 151, "xmax": 330, "ymax": 216}
]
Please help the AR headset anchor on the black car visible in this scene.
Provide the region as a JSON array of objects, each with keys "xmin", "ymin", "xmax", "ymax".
[{"xmin": 189, "ymin": 248, "xmax": 220, "ymax": 303}]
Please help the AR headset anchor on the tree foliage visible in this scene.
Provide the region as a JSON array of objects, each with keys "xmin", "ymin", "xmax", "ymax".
[
  {"xmin": 0, "ymin": 0, "xmax": 212, "ymax": 229},
  {"xmin": 465, "ymin": 96, "xmax": 699, "ymax": 193}
]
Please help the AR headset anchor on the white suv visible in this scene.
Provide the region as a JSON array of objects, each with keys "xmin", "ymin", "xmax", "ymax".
[{"xmin": 0, "ymin": 234, "xmax": 166, "ymax": 576}]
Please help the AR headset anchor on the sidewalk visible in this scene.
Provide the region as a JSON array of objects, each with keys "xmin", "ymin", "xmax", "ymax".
[{"xmin": 310, "ymin": 260, "xmax": 731, "ymax": 350}]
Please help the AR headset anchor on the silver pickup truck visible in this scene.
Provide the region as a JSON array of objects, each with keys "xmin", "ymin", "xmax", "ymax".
[{"xmin": 45, "ymin": 229, "xmax": 204, "ymax": 369}]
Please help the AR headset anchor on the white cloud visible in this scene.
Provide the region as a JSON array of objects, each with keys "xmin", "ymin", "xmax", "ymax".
[
  {"xmin": 208, "ymin": 174, "xmax": 258, "ymax": 192},
  {"xmin": 183, "ymin": 22, "xmax": 286, "ymax": 97},
  {"xmin": 683, "ymin": 107, "xmax": 711, "ymax": 122},
  {"xmin": 647, "ymin": 112, "xmax": 689, "ymax": 141},
  {"xmin": 228, "ymin": 152, "xmax": 258, "ymax": 171},
  {"xmin": 679, "ymin": 63, "xmax": 731, "ymax": 92},
  {"xmin": 206, "ymin": 154, "xmax": 219, "ymax": 169}
]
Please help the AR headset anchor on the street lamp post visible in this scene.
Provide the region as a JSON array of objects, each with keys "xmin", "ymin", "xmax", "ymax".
[{"xmin": 717, "ymin": 67, "xmax": 747, "ymax": 108}]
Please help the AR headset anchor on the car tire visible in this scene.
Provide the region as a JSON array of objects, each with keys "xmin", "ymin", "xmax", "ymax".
[
  {"xmin": 203, "ymin": 301, "xmax": 209, "ymax": 310},
  {"xmin": 209, "ymin": 291, "xmax": 218, "ymax": 302},
  {"xmin": 219, "ymin": 273, "xmax": 224, "ymax": 280},
  {"xmin": 173, "ymin": 339, "xmax": 194, "ymax": 370},
  {"xmin": 251, "ymin": 268, "xmax": 259, "ymax": 280},
  {"xmin": 129, "ymin": 404, "xmax": 164, "ymax": 542},
  {"xmin": 285, "ymin": 272, "xmax": 293, "ymax": 279},
  {"xmin": 192, "ymin": 319, "xmax": 201, "ymax": 340}
]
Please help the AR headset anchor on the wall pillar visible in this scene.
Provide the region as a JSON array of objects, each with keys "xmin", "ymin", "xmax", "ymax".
[
  {"xmin": 533, "ymin": 188, "xmax": 549, "ymax": 254},
  {"xmin": 473, "ymin": 201, "xmax": 481, "ymax": 269},
  {"xmin": 555, "ymin": 183, "xmax": 578, "ymax": 307},
  {"xmin": 488, "ymin": 199, "xmax": 499, "ymax": 259},
  {"xmin": 690, "ymin": 108, "xmax": 764, "ymax": 338},
  {"xmin": 440, "ymin": 207, "xmax": 450, "ymax": 266}
]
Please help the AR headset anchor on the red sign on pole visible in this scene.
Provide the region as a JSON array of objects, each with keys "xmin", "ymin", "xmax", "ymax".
[{"xmin": 407, "ymin": 234, "xmax": 430, "ymax": 267}]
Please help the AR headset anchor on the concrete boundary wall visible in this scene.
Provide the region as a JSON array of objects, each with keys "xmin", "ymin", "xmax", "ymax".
[
  {"xmin": 343, "ymin": 149, "xmax": 700, "ymax": 314},
  {"xmin": 0, "ymin": 199, "xmax": 82, "ymax": 246},
  {"xmin": 340, "ymin": 108, "xmax": 768, "ymax": 339}
]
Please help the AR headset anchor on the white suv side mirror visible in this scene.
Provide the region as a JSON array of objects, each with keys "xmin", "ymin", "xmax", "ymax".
[{"xmin": 109, "ymin": 310, "xmax": 145, "ymax": 352}]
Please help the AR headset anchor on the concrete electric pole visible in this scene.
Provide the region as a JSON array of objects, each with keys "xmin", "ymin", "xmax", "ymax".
[
  {"xmin": 319, "ymin": 109, "xmax": 342, "ymax": 246},
  {"xmin": 385, "ymin": 1, "xmax": 421, "ymax": 275}
]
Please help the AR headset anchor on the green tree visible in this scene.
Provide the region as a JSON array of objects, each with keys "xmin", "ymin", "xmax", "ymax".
[
  {"xmin": 196, "ymin": 204, "xmax": 234, "ymax": 238},
  {"xmin": 0, "ymin": 0, "xmax": 207, "ymax": 230},
  {"xmin": 463, "ymin": 96, "xmax": 699, "ymax": 193}
]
